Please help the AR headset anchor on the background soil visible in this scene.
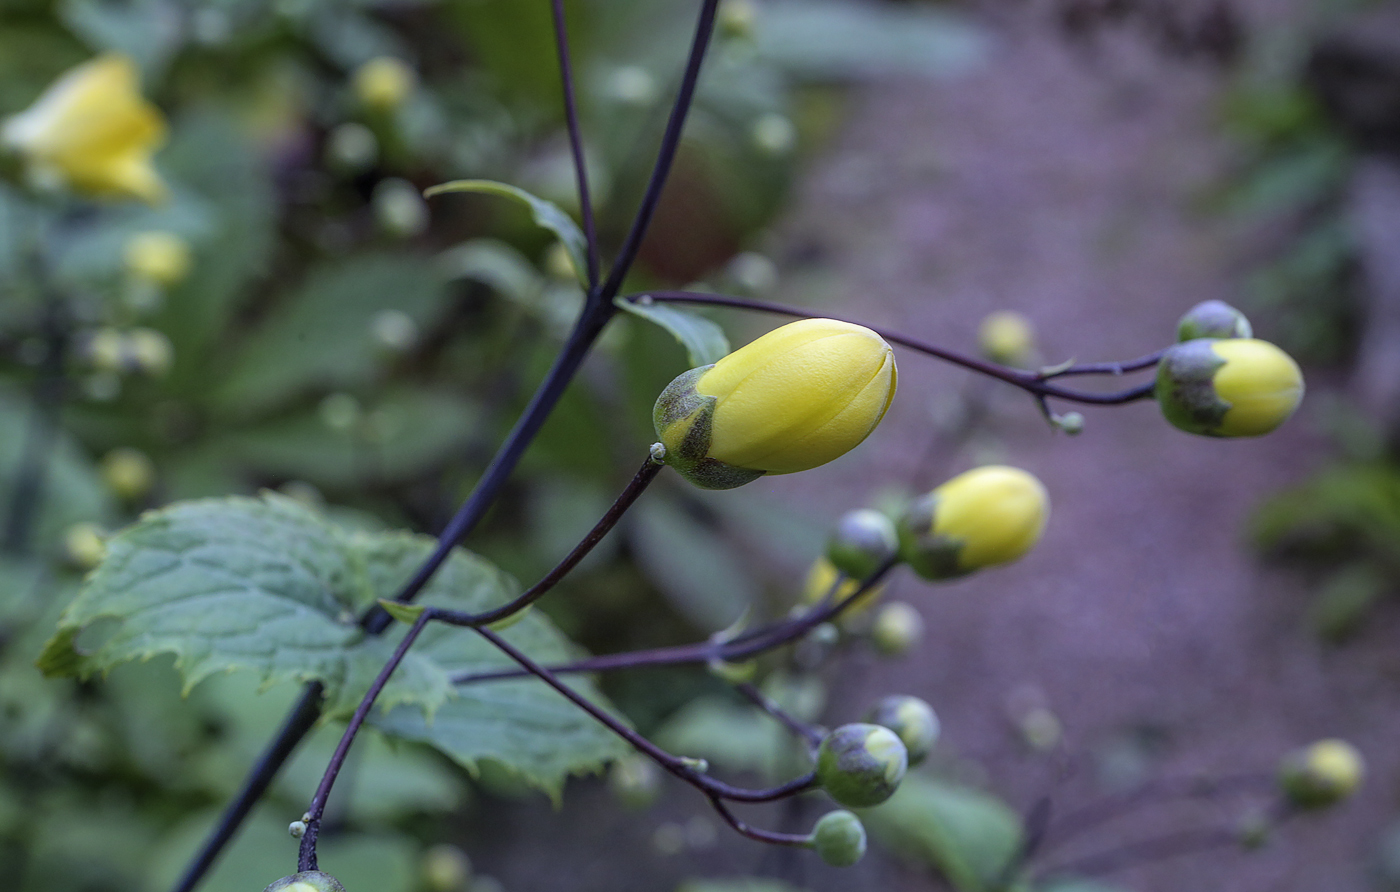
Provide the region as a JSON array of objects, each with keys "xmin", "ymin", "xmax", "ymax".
[{"xmin": 464, "ymin": 4, "xmax": 1392, "ymax": 890}]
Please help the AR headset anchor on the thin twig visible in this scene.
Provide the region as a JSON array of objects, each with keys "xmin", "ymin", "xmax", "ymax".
[
  {"xmin": 709, "ymin": 795, "xmax": 814, "ymax": 847},
  {"xmin": 1037, "ymin": 825, "xmax": 1241, "ymax": 879},
  {"xmin": 735, "ymin": 681, "xmax": 825, "ymax": 747},
  {"xmin": 625, "ymin": 292, "xmax": 1159, "ymax": 406},
  {"xmin": 550, "ymin": 0, "xmax": 600, "ymax": 290}
]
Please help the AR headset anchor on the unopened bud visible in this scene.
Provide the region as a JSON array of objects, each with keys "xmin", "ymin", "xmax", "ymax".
[
  {"xmin": 1177, "ymin": 299, "xmax": 1252, "ymax": 341},
  {"xmin": 353, "ymin": 56, "xmax": 415, "ymax": 112},
  {"xmin": 979, "ymin": 311, "xmax": 1035, "ymax": 366},
  {"xmin": 870, "ymin": 601, "xmax": 924, "ymax": 656},
  {"xmin": 897, "ymin": 466, "xmax": 1049, "ymax": 580},
  {"xmin": 609, "ymin": 753, "xmax": 663, "ymax": 809},
  {"xmin": 1155, "ymin": 338, "xmax": 1303, "ymax": 438},
  {"xmin": 816, "ymin": 723, "xmax": 908, "ymax": 808},
  {"xmin": 866, "ymin": 695, "xmax": 940, "ymax": 766},
  {"xmin": 124, "ymin": 231, "xmax": 192, "ymax": 287},
  {"xmin": 263, "ymin": 871, "xmax": 346, "ymax": 892},
  {"xmin": 63, "ymin": 522, "xmax": 106, "ymax": 570},
  {"xmin": 100, "ymin": 447, "xmax": 156, "ymax": 501},
  {"xmin": 809, "ymin": 810, "xmax": 866, "ymax": 867},
  {"xmin": 421, "ymin": 843, "xmax": 473, "ymax": 892},
  {"xmin": 826, "ymin": 508, "xmax": 898, "ymax": 580},
  {"xmin": 1279, "ymin": 739, "xmax": 1363, "ymax": 809}
]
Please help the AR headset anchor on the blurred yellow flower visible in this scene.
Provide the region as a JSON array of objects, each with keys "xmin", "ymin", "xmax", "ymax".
[
  {"xmin": 124, "ymin": 231, "xmax": 192, "ymax": 286},
  {"xmin": 353, "ymin": 57, "xmax": 416, "ymax": 112},
  {"xmin": 2, "ymin": 54, "xmax": 167, "ymax": 204}
]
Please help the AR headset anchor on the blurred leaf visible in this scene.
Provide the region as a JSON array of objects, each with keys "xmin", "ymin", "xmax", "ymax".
[
  {"xmin": 1311, "ymin": 563, "xmax": 1387, "ymax": 642},
  {"xmin": 0, "ymin": 386, "xmax": 117, "ymax": 549},
  {"xmin": 216, "ymin": 388, "xmax": 481, "ymax": 490},
  {"xmin": 654, "ymin": 695, "xmax": 787, "ymax": 775},
  {"xmin": 438, "ymin": 238, "xmax": 543, "ymax": 303},
  {"xmin": 756, "ymin": 0, "xmax": 989, "ymax": 81},
  {"xmin": 629, "ymin": 495, "xmax": 758, "ymax": 631},
  {"xmin": 426, "ymin": 180, "xmax": 589, "ymax": 287},
  {"xmin": 215, "ymin": 253, "xmax": 448, "ymax": 415},
  {"xmin": 59, "ymin": 0, "xmax": 183, "ymax": 80},
  {"xmin": 615, "ymin": 297, "xmax": 730, "ymax": 367},
  {"xmin": 862, "ymin": 774, "xmax": 1023, "ymax": 892},
  {"xmin": 1036, "ymin": 881, "xmax": 1131, "ymax": 892}
]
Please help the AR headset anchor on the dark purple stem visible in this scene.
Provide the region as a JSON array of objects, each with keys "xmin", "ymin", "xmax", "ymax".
[
  {"xmin": 709, "ymin": 795, "xmax": 815, "ymax": 847},
  {"xmin": 550, "ymin": 0, "xmax": 600, "ymax": 289},
  {"xmin": 624, "ymin": 292, "xmax": 1159, "ymax": 406}
]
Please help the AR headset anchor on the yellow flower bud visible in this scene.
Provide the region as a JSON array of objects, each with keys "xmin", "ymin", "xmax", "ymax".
[
  {"xmin": 100, "ymin": 447, "xmax": 156, "ymax": 501},
  {"xmin": 978, "ymin": 310, "xmax": 1035, "ymax": 366},
  {"xmin": 1156, "ymin": 338, "xmax": 1303, "ymax": 438},
  {"xmin": 1279, "ymin": 738, "xmax": 1364, "ymax": 809},
  {"xmin": 353, "ymin": 57, "xmax": 416, "ymax": 112},
  {"xmin": 653, "ymin": 318, "xmax": 896, "ymax": 489},
  {"xmin": 803, "ymin": 556, "xmax": 886, "ymax": 616},
  {"xmin": 124, "ymin": 231, "xmax": 192, "ymax": 287},
  {"xmin": 2, "ymin": 54, "xmax": 167, "ymax": 204},
  {"xmin": 898, "ymin": 466, "xmax": 1049, "ymax": 580}
]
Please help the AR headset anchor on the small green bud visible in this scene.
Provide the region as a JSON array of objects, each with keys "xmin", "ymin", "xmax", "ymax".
[
  {"xmin": 288, "ymin": 820, "xmax": 306, "ymax": 838},
  {"xmin": 866, "ymin": 695, "xmax": 940, "ymax": 766},
  {"xmin": 1279, "ymin": 738, "xmax": 1364, "ymax": 809},
  {"xmin": 826, "ymin": 509, "xmax": 899, "ymax": 580},
  {"xmin": 897, "ymin": 466, "xmax": 1049, "ymax": 580},
  {"xmin": 263, "ymin": 871, "xmax": 346, "ymax": 892},
  {"xmin": 353, "ymin": 56, "xmax": 416, "ymax": 112},
  {"xmin": 609, "ymin": 752, "xmax": 663, "ymax": 809},
  {"xmin": 810, "ymin": 810, "xmax": 867, "ymax": 867},
  {"xmin": 1155, "ymin": 338, "xmax": 1303, "ymax": 437},
  {"xmin": 373, "ymin": 178, "xmax": 429, "ymax": 238},
  {"xmin": 62, "ymin": 522, "xmax": 106, "ymax": 570},
  {"xmin": 421, "ymin": 843, "xmax": 473, "ymax": 892},
  {"xmin": 1051, "ymin": 411, "xmax": 1084, "ymax": 435},
  {"xmin": 718, "ymin": 0, "xmax": 758, "ymax": 41},
  {"xmin": 100, "ymin": 447, "xmax": 155, "ymax": 501},
  {"xmin": 1177, "ymin": 299, "xmax": 1252, "ymax": 341},
  {"xmin": 653, "ymin": 319, "xmax": 896, "ymax": 490},
  {"xmin": 869, "ymin": 601, "xmax": 924, "ymax": 656},
  {"xmin": 126, "ymin": 327, "xmax": 173, "ymax": 377},
  {"xmin": 816, "ymin": 722, "xmax": 908, "ymax": 808}
]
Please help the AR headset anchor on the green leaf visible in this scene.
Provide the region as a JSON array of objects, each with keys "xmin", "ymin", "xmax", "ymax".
[
  {"xmin": 425, "ymin": 179, "xmax": 588, "ymax": 288},
  {"xmin": 616, "ymin": 297, "xmax": 731, "ymax": 367},
  {"xmin": 214, "ymin": 253, "xmax": 449, "ymax": 415},
  {"xmin": 862, "ymin": 774, "xmax": 1023, "ymax": 892},
  {"xmin": 756, "ymin": 0, "xmax": 988, "ymax": 81},
  {"xmin": 1036, "ymin": 881, "xmax": 1132, "ymax": 892},
  {"xmin": 35, "ymin": 494, "xmax": 505, "ymax": 717},
  {"xmin": 653, "ymin": 695, "xmax": 787, "ymax": 776},
  {"xmin": 629, "ymin": 495, "xmax": 758, "ymax": 632}
]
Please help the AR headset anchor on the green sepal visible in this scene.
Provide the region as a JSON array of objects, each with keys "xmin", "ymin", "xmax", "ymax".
[
  {"xmin": 1155, "ymin": 339, "xmax": 1230, "ymax": 435},
  {"xmin": 896, "ymin": 494, "xmax": 967, "ymax": 580},
  {"xmin": 378, "ymin": 599, "xmax": 426, "ymax": 625},
  {"xmin": 652, "ymin": 365, "xmax": 764, "ymax": 490}
]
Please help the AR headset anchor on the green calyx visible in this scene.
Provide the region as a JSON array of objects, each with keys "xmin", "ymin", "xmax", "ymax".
[
  {"xmin": 1177, "ymin": 299, "xmax": 1252, "ymax": 341},
  {"xmin": 896, "ymin": 493, "xmax": 965, "ymax": 580},
  {"xmin": 1155, "ymin": 339, "xmax": 1230, "ymax": 436},
  {"xmin": 653, "ymin": 365, "xmax": 764, "ymax": 490}
]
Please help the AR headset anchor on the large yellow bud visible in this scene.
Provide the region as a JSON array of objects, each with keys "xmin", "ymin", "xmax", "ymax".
[
  {"xmin": 1155, "ymin": 338, "xmax": 1304, "ymax": 438},
  {"xmin": 2, "ymin": 54, "xmax": 167, "ymax": 204},
  {"xmin": 897, "ymin": 466, "xmax": 1049, "ymax": 580},
  {"xmin": 653, "ymin": 318, "xmax": 896, "ymax": 489}
]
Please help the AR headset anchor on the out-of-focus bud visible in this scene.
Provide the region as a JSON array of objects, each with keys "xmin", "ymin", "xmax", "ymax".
[
  {"xmin": 653, "ymin": 318, "xmax": 897, "ymax": 490},
  {"xmin": 897, "ymin": 466, "xmax": 1049, "ymax": 580},
  {"xmin": 727, "ymin": 251, "xmax": 778, "ymax": 295},
  {"xmin": 1, "ymin": 54, "xmax": 167, "ymax": 203},
  {"xmin": 86, "ymin": 328, "xmax": 126, "ymax": 373},
  {"xmin": 319, "ymin": 393, "xmax": 361, "ymax": 432},
  {"xmin": 870, "ymin": 601, "xmax": 924, "ymax": 656},
  {"xmin": 126, "ymin": 327, "xmax": 173, "ymax": 377},
  {"xmin": 369, "ymin": 308, "xmax": 419, "ymax": 354},
  {"xmin": 100, "ymin": 447, "xmax": 156, "ymax": 501},
  {"xmin": 1050, "ymin": 411, "xmax": 1085, "ymax": 435},
  {"xmin": 263, "ymin": 871, "xmax": 347, "ymax": 892},
  {"xmin": 606, "ymin": 66, "xmax": 658, "ymax": 107},
  {"xmin": 826, "ymin": 509, "xmax": 899, "ymax": 580},
  {"xmin": 63, "ymin": 522, "xmax": 106, "ymax": 570},
  {"xmin": 373, "ymin": 177, "xmax": 429, "ymax": 238},
  {"xmin": 719, "ymin": 0, "xmax": 758, "ymax": 41},
  {"xmin": 751, "ymin": 113, "xmax": 796, "ymax": 156},
  {"xmin": 1156, "ymin": 338, "xmax": 1303, "ymax": 438},
  {"xmin": 325, "ymin": 122, "xmax": 378, "ymax": 173},
  {"xmin": 544, "ymin": 241, "xmax": 579, "ymax": 282},
  {"xmin": 809, "ymin": 810, "xmax": 866, "ymax": 867},
  {"xmin": 803, "ymin": 556, "xmax": 886, "ymax": 616},
  {"xmin": 816, "ymin": 723, "xmax": 908, "ymax": 808},
  {"xmin": 124, "ymin": 231, "xmax": 192, "ymax": 287},
  {"xmin": 978, "ymin": 311, "xmax": 1035, "ymax": 367},
  {"xmin": 1279, "ymin": 739, "xmax": 1364, "ymax": 809},
  {"xmin": 1177, "ymin": 299, "xmax": 1252, "ymax": 341},
  {"xmin": 353, "ymin": 56, "xmax": 416, "ymax": 112},
  {"xmin": 421, "ymin": 843, "xmax": 473, "ymax": 892},
  {"xmin": 866, "ymin": 695, "xmax": 940, "ymax": 766},
  {"xmin": 609, "ymin": 752, "xmax": 663, "ymax": 809}
]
